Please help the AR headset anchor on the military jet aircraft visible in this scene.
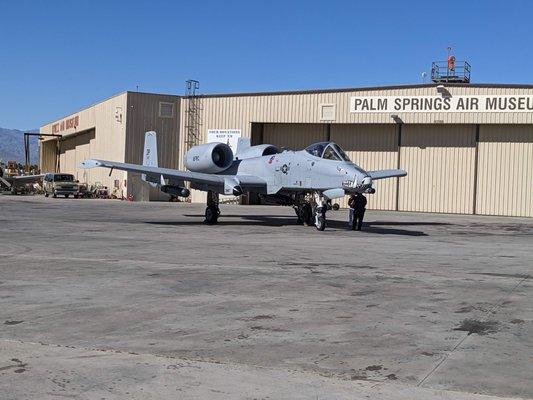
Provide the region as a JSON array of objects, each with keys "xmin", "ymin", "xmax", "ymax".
[
  {"xmin": 81, "ymin": 131, "xmax": 406, "ymax": 231},
  {"xmin": 0, "ymin": 164, "xmax": 44, "ymax": 195}
]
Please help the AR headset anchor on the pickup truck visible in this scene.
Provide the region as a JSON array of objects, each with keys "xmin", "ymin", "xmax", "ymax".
[{"xmin": 43, "ymin": 173, "xmax": 79, "ymax": 198}]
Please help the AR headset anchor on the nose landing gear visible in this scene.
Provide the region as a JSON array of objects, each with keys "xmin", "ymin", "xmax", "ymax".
[
  {"xmin": 204, "ymin": 190, "xmax": 220, "ymax": 224},
  {"xmin": 313, "ymin": 192, "xmax": 327, "ymax": 231}
]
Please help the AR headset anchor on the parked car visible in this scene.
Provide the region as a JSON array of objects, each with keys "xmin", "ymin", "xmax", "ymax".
[{"xmin": 43, "ymin": 173, "xmax": 79, "ymax": 198}]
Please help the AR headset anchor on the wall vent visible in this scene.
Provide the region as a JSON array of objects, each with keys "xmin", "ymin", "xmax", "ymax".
[
  {"xmin": 320, "ymin": 104, "xmax": 336, "ymax": 121},
  {"xmin": 159, "ymin": 102, "xmax": 174, "ymax": 118}
]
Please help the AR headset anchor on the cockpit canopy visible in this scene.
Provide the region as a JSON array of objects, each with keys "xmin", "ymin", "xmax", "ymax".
[{"xmin": 305, "ymin": 142, "xmax": 351, "ymax": 162}]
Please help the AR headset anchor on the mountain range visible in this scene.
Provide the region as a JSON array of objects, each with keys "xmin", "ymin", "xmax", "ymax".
[{"xmin": 0, "ymin": 128, "xmax": 39, "ymax": 164}]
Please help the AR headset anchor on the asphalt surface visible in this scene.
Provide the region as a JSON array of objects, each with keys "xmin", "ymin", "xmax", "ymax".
[{"xmin": 0, "ymin": 196, "xmax": 531, "ymax": 399}]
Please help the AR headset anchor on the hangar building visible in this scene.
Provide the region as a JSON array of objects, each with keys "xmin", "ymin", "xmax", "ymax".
[
  {"xmin": 40, "ymin": 83, "xmax": 533, "ymax": 217},
  {"xmin": 40, "ymin": 92, "xmax": 181, "ymax": 201}
]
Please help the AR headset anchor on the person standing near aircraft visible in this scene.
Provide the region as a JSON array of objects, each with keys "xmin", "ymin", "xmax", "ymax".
[{"xmin": 348, "ymin": 193, "xmax": 367, "ymax": 231}]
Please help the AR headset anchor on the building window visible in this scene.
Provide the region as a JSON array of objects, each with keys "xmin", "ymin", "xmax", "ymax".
[
  {"xmin": 115, "ymin": 107, "xmax": 123, "ymax": 123},
  {"xmin": 320, "ymin": 104, "xmax": 336, "ymax": 121},
  {"xmin": 159, "ymin": 102, "xmax": 174, "ymax": 118}
]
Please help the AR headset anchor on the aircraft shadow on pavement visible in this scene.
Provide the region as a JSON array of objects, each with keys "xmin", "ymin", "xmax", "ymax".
[
  {"xmin": 362, "ymin": 221, "xmax": 451, "ymax": 227},
  {"xmin": 149, "ymin": 214, "xmax": 429, "ymax": 236},
  {"xmin": 150, "ymin": 215, "xmax": 296, "ymax": 227}
]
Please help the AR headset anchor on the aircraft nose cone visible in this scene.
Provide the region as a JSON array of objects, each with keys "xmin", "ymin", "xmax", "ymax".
[{"xmin": 362, "ymin": 176, "xmax": 372, "ymax": 186}]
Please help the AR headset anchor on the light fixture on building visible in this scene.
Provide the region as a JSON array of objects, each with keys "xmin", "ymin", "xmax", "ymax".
[
  {"xmin": 391, "ymin": 114, "xmax": 402, "ymax": 123},
  {"xmin": 436, "ymin": 84, "xmax": 445, "ymax": 93}
]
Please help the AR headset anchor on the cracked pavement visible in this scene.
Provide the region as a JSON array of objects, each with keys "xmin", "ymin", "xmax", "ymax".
[{"xmin": 0, "ymin": 196, "xmax": 531, "ymax": 399}]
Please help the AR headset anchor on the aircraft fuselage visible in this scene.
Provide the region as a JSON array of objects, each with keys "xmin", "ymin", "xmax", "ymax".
[{"xmin": 234, "ymin": 150, "xmax": 372, "ymax": 194}]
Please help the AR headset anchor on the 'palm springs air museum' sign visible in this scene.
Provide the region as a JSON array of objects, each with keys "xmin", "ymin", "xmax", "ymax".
[{"xmin": 350, "ymin": 95, "xmax": 533, "ymax": 113}]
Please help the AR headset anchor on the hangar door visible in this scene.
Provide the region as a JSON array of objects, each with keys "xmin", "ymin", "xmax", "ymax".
[
  {"xmin": 261, "ymin": 123, "xmax": 328, "ymax": 150},
  {"xmin": 398, "ymin": 125, "xmax": 476, "ymax": 214},
  {"xmin": 58, "ymin": 130, "xmax": 95, "ymax": 183},
  {"xmin": 331, "ymin": 124, "xmax": 398, "ymax": 210},
  {"xmin": 476, "ymin": 125, "xmax": 533, "ymax": 217},
  {"xmin": 40, "ymin": 140, "xmax": 58, "ymax": 173},
  {"xmin": 247, "ymin": 123, "xmax": 328, "ymax": 205}
]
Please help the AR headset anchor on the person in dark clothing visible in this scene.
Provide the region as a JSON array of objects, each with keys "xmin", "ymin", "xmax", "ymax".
[{"xmin": 348, "ymin": 193, "xmax": 367, "ymax": 231}]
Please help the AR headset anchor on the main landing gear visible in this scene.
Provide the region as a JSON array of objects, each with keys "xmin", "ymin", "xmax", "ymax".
[
  {"xmin": 294, "ymin": 199, "xmax": 313, "ymax": 226},
  {"xmin": 204, "ymin": 190, "xmax": 220, "ymax": 224}
]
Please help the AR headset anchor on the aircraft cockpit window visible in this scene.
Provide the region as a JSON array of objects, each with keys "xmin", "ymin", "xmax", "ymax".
[
  {"xmin": 322, "ymin": 145, "xmax": 342, "ymax": 161},
  {"xmin": 332, "ymin": 143, "xmax": 351, "ymax": 162},
  {"xmin": 305, "ymin": 143, "xmax": 326, "ymax": 158},
  {"xmin": 305, "ymin": 142, "xmax": 351, "ymax": 162}
]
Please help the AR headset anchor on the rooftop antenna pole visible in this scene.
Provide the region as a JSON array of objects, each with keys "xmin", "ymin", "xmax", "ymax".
[
  {"xmin": 185, "ymin": 80, "xmax": 201, "ymax": 151},
  {"xmin": 447, "ymin": 46, "xmax": 452, "ymax": 78}
]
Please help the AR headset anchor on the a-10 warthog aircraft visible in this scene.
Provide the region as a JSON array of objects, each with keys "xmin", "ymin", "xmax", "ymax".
[{"xmin": 81, "ymin": 131, "xmax": 406, "ymax": 231}]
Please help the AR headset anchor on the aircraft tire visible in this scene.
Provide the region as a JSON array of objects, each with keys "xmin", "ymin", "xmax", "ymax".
[
  {"xmin": 204, "ymin": 206, "xmax": 219, "ymax": 224},
  {"xmin": 315, "ymin": 215, "xmax": 326, "ymax": 231},
  {"xmin": 302, "ymin": 203, "xmax": 313, "ymax": 226}
]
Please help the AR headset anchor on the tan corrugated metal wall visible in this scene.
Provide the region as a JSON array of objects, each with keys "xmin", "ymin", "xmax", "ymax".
[
  {"xmin": 73, "ymin": 131, "xmax": 94, "ymax": 184},
  {"xmin": 40, "ymin": 92, "xmax": 182, "ymax": 201},
  {"xmin": 399, "ymin": 125, "xmax": 477, "ymax": 214},
  {"xmin": 262, "ymin": 123, "xmax": 328, "ymax": 149},
  {"xmin": 41, "ymin": 92, "xmax": 128, "ymax": 195},
  {"xmin": 476, "ymin": 125, "xmax": 533, "ymax": 217},
  {"xmin": 58, "ymin": 130, "xmax": 95, "ymax": 182},
  {"xmin": 331, "ymin": 124, "xmax": 397, "ymax": 210},
  {"xmin": 125, "ymin": 92, "xmax": 181, "ymax": 201},
  {"xmin": 188, "ymin": 87, "xmax": 533, "ymax": 135},
  {"xmin": 41, "ymin": 86, "xmax": 532, "ymax": 215},
  {"xmin": 59, "ymin": 138, "xmax": 74, "ymax": 176}
]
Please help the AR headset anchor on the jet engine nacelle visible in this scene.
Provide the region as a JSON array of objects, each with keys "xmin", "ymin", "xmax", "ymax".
[
  {"xmin": 185, "ymin": 142, "xmax": 234, "ymax": 173},
  {"xmin": 237, "ymin": 144, "xmax": 279, "ymax": 160}
]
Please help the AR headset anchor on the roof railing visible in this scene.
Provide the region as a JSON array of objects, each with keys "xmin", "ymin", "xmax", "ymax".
[{"xmin": 431, "ymin": 60, "xmax": 471, "ymax": 83}]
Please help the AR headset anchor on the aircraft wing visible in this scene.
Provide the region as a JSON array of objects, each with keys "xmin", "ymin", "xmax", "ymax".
[
  {"xmin": 9, "ymin": 174, "xmax": 45, "ymax": 185},
  {"xmin": 367, "ymin": 169, "xmax": 407, "ymax": 180},
  {"xmin": 80, "ymin": 159, "xmax": 267, "ymax": 193}
]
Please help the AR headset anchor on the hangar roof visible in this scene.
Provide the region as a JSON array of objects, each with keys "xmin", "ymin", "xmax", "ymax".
[
  {"xmin": 41, "ymin": 83, "xmax": 533, "ymax": 128},
  {"xmin": 193, "ymin": 83, "xmax": 533, "ymax": 98}
]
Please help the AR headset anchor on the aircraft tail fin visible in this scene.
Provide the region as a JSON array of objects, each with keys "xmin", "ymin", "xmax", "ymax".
[
  {"xmin": 236, "ymin": 137, "xmax": 251, "ymax": 158},
  {"xmin": 142, "ymin": 131, "xmax": 158, "ymax": 186}
]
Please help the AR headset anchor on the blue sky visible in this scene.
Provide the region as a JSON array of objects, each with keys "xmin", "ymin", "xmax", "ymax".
[{"xmin": 0, "ymin": 0, "xmax": 532, "ymax": 129}]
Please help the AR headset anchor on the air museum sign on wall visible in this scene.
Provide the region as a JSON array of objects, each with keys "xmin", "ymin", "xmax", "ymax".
[{"xmin": 350, "ymin": 95, "xmax": 533, "ymax": 113}]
